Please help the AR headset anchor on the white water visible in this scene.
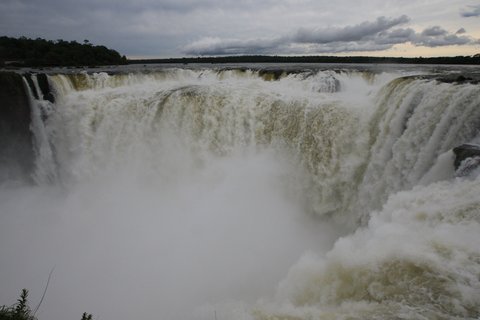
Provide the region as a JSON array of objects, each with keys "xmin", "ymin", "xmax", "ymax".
[{"xmin": 0, "ymin": 67, "xmax": 479, "ymax": 320}]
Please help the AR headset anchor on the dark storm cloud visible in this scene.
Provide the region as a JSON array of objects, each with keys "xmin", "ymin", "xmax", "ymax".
[
  {"xmin": 461, "ymin": 5, "xmax": 480, "ymax": 17},
  {"xmin": 184, "ymin": 16, "xmax": 479, "ymax": 55}
]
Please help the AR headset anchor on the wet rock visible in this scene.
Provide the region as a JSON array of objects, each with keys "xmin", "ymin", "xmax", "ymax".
[
  {"xmin": 452, "ymin": 144, "xmax": 480, "ymax": 176},
  {"xmin": 434, "ymin": 75, "xmax": 480, "ymax": 85},
  {"xmin": 23, "ymin": 73, "xmax": 55, "ymax": 103},
  {"xmin": 259, "ymin": 69, "xmax": 285, "ymax": 81},
  {"xmin": 37, "ymin": 73, "xmax": 55, "ymax": 103},
  {"xmin": 0, "ymin": 71, "xmax": 34, "ymax": 181}
]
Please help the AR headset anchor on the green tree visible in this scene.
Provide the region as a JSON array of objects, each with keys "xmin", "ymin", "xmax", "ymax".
[{"xmin": 0, "ymin": 289, "xmax": 35, "ymax": 320}]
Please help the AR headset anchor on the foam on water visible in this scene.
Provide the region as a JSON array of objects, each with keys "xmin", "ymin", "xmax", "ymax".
[{"xmin": 256, "ymin": 174, "xmax": 480, "ymax": 319}]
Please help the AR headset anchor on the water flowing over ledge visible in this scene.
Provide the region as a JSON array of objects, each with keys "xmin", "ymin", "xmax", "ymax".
[{"xmin": 0, "ymin": 66, "xmax": 479, "ymax": 319}]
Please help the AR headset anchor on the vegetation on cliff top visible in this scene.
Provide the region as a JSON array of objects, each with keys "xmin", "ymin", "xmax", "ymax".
[
  {"xmin": 0, "ymin": 36, "xmax": 127, "ymax": 67},
  {"xmin": 132, "ymin": 54, "xmax": 480, "ymax": 65},
  {"xmin": 1, "ymin": 36, "xmax": 479, "ymax": 68}
]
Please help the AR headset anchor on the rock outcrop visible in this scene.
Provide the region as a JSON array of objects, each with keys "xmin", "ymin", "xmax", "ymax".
[
  {"xmin": 0, "ymin": 71, "xmax": 33, "ymax": 181},
  {"xmin": 452, "ymin": 143, "xmax": 480, "ymax": 176}
]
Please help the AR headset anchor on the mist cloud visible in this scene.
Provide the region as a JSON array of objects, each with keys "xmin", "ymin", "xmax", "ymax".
[{"xmin": 184, "ymin": 16, "xmax": 479, "ymax": 55}]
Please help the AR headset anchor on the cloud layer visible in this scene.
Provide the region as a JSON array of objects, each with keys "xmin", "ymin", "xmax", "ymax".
[
  {"xmin": 1, "ymin": 0, "xmax": 479, "ymax": 57},
  {"xmin": 184, "ymin": 15, "xmax": 478, "ymax": 55},
  {"xmin": 461, "ymin": 5, "xmax": 480, "ymax": 17}
]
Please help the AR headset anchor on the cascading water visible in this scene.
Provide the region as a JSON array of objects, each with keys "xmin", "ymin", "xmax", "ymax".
[
  {"xmin": 0, "ymin": 66, "xmax": 479, "ymax": 320},
  {"xmin": 43, "ymin": 69, "xmax": 386, "ymax": 226},
  {"xmin": 23, "ymin": 75, "xmax": 57, "ymax": 184}
]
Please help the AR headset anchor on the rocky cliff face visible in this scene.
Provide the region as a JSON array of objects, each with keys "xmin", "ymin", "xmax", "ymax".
[
  {"xmin": 0, "ymin": 71, "xmax": 33, "ymax": 182},
  {"xmin": 453, "ymin": 143, "xmax": 480, "ymax": 176}
]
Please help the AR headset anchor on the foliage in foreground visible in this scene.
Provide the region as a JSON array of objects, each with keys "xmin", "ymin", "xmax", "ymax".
[
  {"xmin": 0, "ymin": 289, "xmax": 35, "ymax": 320},
  {"xmin": 0, "ymin": 289, "xmax": 92, "ymax": 320}
]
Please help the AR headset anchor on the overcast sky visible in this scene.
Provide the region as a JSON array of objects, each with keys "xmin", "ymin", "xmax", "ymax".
[{"xmin": 1, "ymin": 0, "xmax": 479, "ymax": 58}]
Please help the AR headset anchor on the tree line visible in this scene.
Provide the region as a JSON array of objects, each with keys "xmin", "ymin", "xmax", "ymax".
[
  {"xmin": 0, "ymin": 36, "xmax": 127, "ymax": 67},
  {"xmin": 2, "ymin": 36, "xmax": 478, "ymax": 67},
  {"xmin": 132, "ymin": 54, "xmax": 480, "ymax": 65}
]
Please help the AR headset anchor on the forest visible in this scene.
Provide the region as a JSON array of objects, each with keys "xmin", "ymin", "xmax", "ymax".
[
  {"xmin": 132, "ymin": 54, "xmax": 480, "ymax": 65},
  {"xmin": 1, "ymin": 36, "xmax": 479, "ymax": 67},
  {"xmin": 0, "ymin": 36, "xmax": 127, "ymax": 67}
]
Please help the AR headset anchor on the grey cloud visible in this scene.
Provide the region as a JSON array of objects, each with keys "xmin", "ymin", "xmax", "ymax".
[
  {"xmin": 306, "ymin": 42, "xmax": 393, "ymax": 54},
  {"xmin": 456, "ymin": 28, "xmax": 466, "ymax": 34},
  {"xmin": 294, "ymin": 15, "xmax": 410, "ymax": 43},
  {"xmin": 183, "ymin": 37, "xmax": 285, "ymax": 55},
  {"xmin": 421, "ymin": 26, "xmax": 447, "ymax": 36},
  {"xmin": 3, "ymin": 0, "xmax": 286, "ymax": 16},
  {"xmin": 0, "ymin": 0, "xmax": 286, "ymax": 56},
  {"xmin": 0, "ymin": 0, "xmax": 217, "ymax": 55},
  {"xmin": 412, "ymin": 33, "xmax": 472, "ymax": 47},
  {"xmin": 377, "ymin": 26, "xmax": 473, "ymax": 48},
  {"xmin": 375, "ymin": 28, "xmax": 415, "ymax": 45},
  {"xmin": 2, "ymin": 0, "xmax": 479, "ymax": 57},
  {"xmin": 461, "ymin": 5, "xmax": 480, "ymax": 17},
  {"xmin": 412, "ymin": 26, "xmax": 473, "ymax": 47},
  {"xmin": 184, "ymin": 16, "xmax": 412, "ymax": 55},
  {"xmin": 183, "ymin": 16, "xmax": 479, "ymax": 56}
]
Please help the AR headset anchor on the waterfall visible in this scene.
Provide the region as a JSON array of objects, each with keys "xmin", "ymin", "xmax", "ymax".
[
  {"xmin": 22, "ymin": 74, "xmax": 57, "ymax": 184},
  {"xmin": 37, "ymin": 70, "xmax": 480, "ymax": 225},
  {"xmin": 1, "ymin": 66, "xmax": 479, "ymax": 320}
]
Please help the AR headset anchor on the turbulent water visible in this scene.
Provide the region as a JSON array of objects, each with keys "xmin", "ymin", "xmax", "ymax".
[{"xmin": 0, "ymin": 65, "xmax": 480, "ymax": 320}]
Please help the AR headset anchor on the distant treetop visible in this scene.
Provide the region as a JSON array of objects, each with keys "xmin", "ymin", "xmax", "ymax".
[
  {"xmin": 131, "ymin": 54, "xmax": 480, "ymax": 65},
  {"xmin": 0, "ymin": 36, "xmax": 127, "ymax": 67}
]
